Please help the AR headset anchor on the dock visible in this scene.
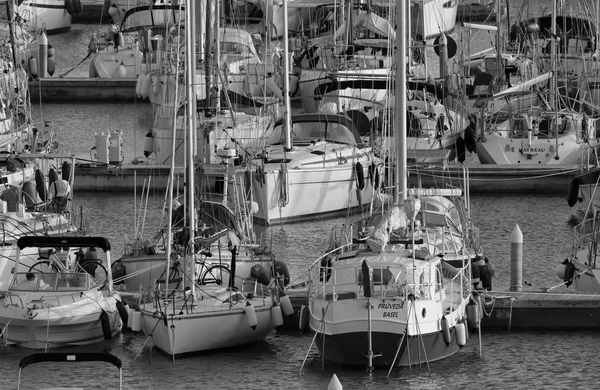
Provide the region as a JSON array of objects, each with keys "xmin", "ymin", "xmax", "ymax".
[
  {"xmin": 76, "ymin": 163, "xmax": 176, "ymax": 192},
  {"xmin": 74, "ymin": 161, "xmax": 578, "ymax": 194},
  {"xmin": 29, "ymin": 77, "xmax": 139, "ymax": 103},
  {"xmin": 480, "ymin": 290, "xmax": 600, "ymax": 330},
  {"xmin": 280, "ymin": 288, "xmax": 600, "ymax": 332},
  {"xmin": 408, "ymin": 164, "xmax": 578, "ymax": 194}
]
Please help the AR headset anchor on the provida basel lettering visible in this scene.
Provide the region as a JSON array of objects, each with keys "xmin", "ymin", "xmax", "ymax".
[{"xmin": 378, "ymin": 302, "xmax": 403, "ymax": 317}]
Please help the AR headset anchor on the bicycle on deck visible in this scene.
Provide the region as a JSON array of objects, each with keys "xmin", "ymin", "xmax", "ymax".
[{"xmin": 28, "ymin": 248, "xmax": 109, "ymax": 288}]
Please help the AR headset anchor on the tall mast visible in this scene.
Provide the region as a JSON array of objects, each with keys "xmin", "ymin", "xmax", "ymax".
[
  {"xmin": 282, "ymin": 0, "xmax": 292, "ymax": 150},
  {"xmin": 205, "ymin": 0, "xmax": 214, "ymax": 109},
  {"xmin": 395, "ymin": 0, "xmax": 407, "ymax": 204},
  {"xmin": 186, "ymin": 0, "xmax": 197, "ymax": 295}
]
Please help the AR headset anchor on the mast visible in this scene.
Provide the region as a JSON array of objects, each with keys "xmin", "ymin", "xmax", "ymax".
[
  {"xmin": 395, "ymin": 0, "xmax": 407, "ymax": 204},
  {"xmin": 205, "ymin": 0, "xmax": 214, "ymax": 109},
  {"xmin": 282, "ymin": 0, "xmax": 292, "ymax": 150},
  {"xmin": 186, "ymin": 0, "xmax": 197, "ymax": 295}
]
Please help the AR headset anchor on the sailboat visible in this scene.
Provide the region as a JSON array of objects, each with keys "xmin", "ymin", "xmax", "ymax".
[
  {"xmin": 138, "ymin": 0, "xmax": 282, "ymax": 357},
  {"xmin": 15, "ymin": 0, "xmax": 77, "ymax": 35},
  {"xmin": 302, "ymin": 0, "xmax": 479, "ymax": 371},
  {"xmin": 249, "ymin": 0, "xmax": 384, "ymax": 226},
  {"xmin": 474, "ymin": 0, "xmax": 600, "ymax": 165}
]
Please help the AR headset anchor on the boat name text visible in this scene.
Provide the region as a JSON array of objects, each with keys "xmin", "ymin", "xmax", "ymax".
[{"xmin": 377, "ymin": 303, "xmax": 403, "ymax": 310}]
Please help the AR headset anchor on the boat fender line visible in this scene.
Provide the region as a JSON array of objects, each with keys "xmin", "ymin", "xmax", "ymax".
[
  {"xmin": 272, "ymin": 303, "xmax": 284, "ymax": 327},
  {"xmin": 556, "ymin": 258, "xmax": 569, "ymax": 280},
  {"xmin": 476, "ymin": 256, "xmax": 492, "ymax": 290},
  {"xmin": 34, "ymin": 169, "xmax": 47, "ymax": 203},
  {"xmin": 471, "ymin": 258, "xmax": 480, "ymax": 288},
  {"xmin": 244, "ymin": 301, "xmax": 258, "ymax": 330},
  {"xmin": 566, "ymin": 179, "xmax": 580, "ymax": 207},
  {"xmin": 47, "ymin": 47, "xmax": 55, "ymax": 77},
  {"xmin": 455, "ymin": 320, "xmax": 466, "ymax": 348},
  {"xmin": 441, "ymin": 316, "xmax": 451, "ymax": 346},
  {"xmin": 143, "ymin": 130, "xmax": 155, "ymax": 157},
  {"xmin": 73, "ymin": 0, "xmax": 82, "ymax": 14},
  {"xmin": 100, "ymin": 310, "xmax": 112, "ymax": 340},
  {"xmin": 368, "ymin": 162, "xmax": 381, "ymax": 190},
  {"xmin": 456, "ymin": 136, "xmax": 466, "ymax": 163},
  {"xmin": 465, "ymin": 121, "xmax": 477, "ymax": 153},
  {"xmin": 115, "ymin": 299, "xmax": 128, "ymax": 326},
  {"xmin": 361, "ymin": 260, "xmax": 373, "ymax": 298},
  {"xmin": 251, "ymin": 263, "xmax": 271, "ymax": 285},
  {"xmin": 299, "ymin": 304, "xmax": 309, "ymax": 333},
  {"xmin": 271, "ymin": 260, "xmax": 290, "ymax": 287},
  {"xmin": 28, "ymin": 56, "xmax": 38, "ymax": 79},
  {"xmin": 563, "ymin": 260, "xmax": 575, "ymax": 287},
  {"xmin": 355, "ymin": 161, "xmax": 365, "ymax": 190},
  {"xmin": 485, "ymin": 256, "xmax": 495, "ymax": 277},
  {"xmin": 460, "ymin": 317, "xmax": 468, "ymax": 342},
  {"xmin": 280, "ymin": 294, "xmax": 294, "ymax": 316},
  {"xmin": 48, "ymin": 167, "xmax": 59, "ymax": 185},
  {"xmin": 65, "ymin": 0, "xmax": 75, "ymax": 15},
  {"xmin": 466, "ymin": 298, "xmax": 480, "ymax": 329},
  {"xmin": 279, "ymin": 163, "xmax": 289, "ymax": 207},
  {"xmin": 22, "ymin": 181, "xmax": 37, "ymax": 209},
  {"xmin": 135, "ymin": 73, "xmax": 145, "ymax": 97},
  {"xmin": 111, "ymin": 260, "xmax": 126, "ymax": 284},
  {"xmin": 131, "ymin": 311, "xmax": 142, "ymax": 332},
  {"xmin": 61, "ymin": 161, "xmax": 72, "ymax": 183}
]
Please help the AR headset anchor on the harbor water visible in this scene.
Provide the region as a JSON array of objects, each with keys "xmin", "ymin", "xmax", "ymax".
[{"xmin": 3, "ymin": 1, "xmax": 600, "ymax": 388}]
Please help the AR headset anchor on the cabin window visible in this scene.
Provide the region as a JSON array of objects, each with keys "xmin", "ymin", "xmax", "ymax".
[{"xmin": 269, "ymin": 121, "xmax": 357, "ymax": 146}]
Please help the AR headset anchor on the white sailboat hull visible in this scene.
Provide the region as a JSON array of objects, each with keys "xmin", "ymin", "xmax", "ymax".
[
  {"xmin": 140, "ymin": 297, "xmax": 274, "ymax": 355},
  {"xmin": 252, "ymin": 158, "xmax": 380, "ymax": 225},
  {"xmin": 0, "ymin": 291, "xmax": 121, "ymax": 349},
  {"xmin": 411, "ymin": 0, "xmax": 458, "ymax": 40},
  {"xmin": 310, "ymin": 297, "xmax": 468, "ymax": 366},
  {"xmin": 476, "ymin": 132, "xmax": 600, "ymax": 165},
  {"xmin": 17, "ymin": 0, "xmax": 72, "ymax": 35}
]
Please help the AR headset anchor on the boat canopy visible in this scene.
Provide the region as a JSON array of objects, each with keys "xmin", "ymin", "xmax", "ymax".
[
  {"xmin": 17, "ymin": 236, "xmax": 111, "ymax": 252},
  {"xmin": 19, "ymin": 352, "xmax": 123, "ymax": 369},
  {"xmin": 219, "ymin": 28, "xmax": 259, "ymax": 59},
  {"xmin": 120, "ymin": 5, "xmax": 185, "ymax": 33},
  {"xmin": 334, "ymin": 13, "xmax": 395, "ymax": 40},
  {"xmin": 197, "ymin": 201, "xmax": 241, "ymax": 237},
  {"xmin": 269, "ymin": 113, "xmax": 365, "ymax": 147},
  {"xmin": 17, "ymin": 353, "xmax": 123, "ymax": 390}
]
